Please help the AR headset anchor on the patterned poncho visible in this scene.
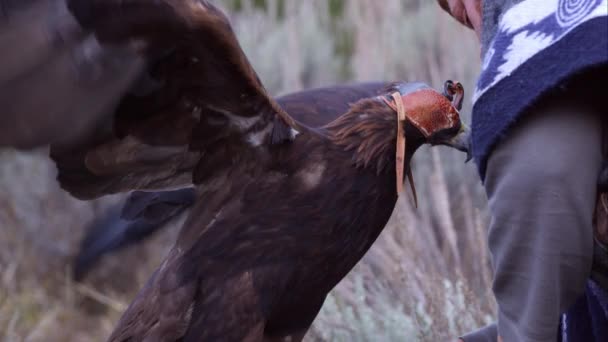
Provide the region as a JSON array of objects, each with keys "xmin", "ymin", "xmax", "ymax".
[{"xmin": 472, "ymin": 0, "xmax": 608, "ymax": 178}]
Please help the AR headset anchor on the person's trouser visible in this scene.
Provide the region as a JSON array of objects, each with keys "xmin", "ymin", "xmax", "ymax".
[{"xmin": 462, "ymin": 86, "xmax": 604, "ymax": 341}]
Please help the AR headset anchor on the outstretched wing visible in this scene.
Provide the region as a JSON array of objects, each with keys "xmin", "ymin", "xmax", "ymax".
[
  {"xmin": 1, "ymin": 0, "xmax": 296, "ymax": 198},
  {"xmin": 0, "ymin": 0, "xmax": 145, "ymax": 149}
]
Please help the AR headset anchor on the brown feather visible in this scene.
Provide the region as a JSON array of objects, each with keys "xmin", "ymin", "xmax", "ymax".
[{"xmin": 324, "ymin": 96, "xmax": 419, "ymax": 174}]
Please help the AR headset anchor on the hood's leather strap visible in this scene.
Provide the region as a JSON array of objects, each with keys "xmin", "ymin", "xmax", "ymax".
[{"xmin": 389, "ymin": 92, "xmax": 418, "ymax": 208}]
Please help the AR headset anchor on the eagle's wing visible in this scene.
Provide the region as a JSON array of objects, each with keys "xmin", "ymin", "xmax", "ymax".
[
  {"xmin": 0, "ymin": 0, "xmax": 145, "ymax": 149},
  {"xmin": 275, "ymin": 82, "xmax": 391, "ymax": 126},
  {"xmin": 1, "ymin": 0, "xmax": 296, "ymax": 199}
]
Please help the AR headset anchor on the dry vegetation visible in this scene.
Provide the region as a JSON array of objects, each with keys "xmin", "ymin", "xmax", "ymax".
[{"xmin": 0, "ymin": 1, "xmax": 495, "ymax": 341}]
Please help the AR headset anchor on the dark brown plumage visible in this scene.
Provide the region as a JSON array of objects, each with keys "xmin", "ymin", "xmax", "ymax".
[
  {"xmin": 0, "ymin": 1, "xmax": 470, "ymax": 341},
  {"xmin": 73, "ymin": 82, "xmax": 393, "ymax": 280},
  {"xmin": 107, "ymin": 88, "xmax": 466, "ymax": 341}
]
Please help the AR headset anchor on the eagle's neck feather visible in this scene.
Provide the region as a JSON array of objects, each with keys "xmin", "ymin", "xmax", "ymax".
[{"xmin": 323, "ymin": 98, "xmax": 400, "ymax": 174}]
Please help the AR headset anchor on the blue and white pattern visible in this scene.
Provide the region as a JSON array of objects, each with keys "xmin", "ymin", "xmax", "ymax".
[
  {"xmin": 470, "ymin": 0, "xmax": 607, "ymax": 177},
  {"xmin": 473, "ymin": 0, "xmax": 607, "ymax": 103}
]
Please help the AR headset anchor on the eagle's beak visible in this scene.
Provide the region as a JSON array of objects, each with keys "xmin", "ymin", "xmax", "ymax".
[{"xmin": 444, "ymin": 122, "xmax": 472, "ymax": 163}]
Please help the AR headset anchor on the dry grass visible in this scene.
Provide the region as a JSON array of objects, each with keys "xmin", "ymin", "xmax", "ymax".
[{"xmin": 0, "ymin": 1, "xmax": 494, "ymax": 341}]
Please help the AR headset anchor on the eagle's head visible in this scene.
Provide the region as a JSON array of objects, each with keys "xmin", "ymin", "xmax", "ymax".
[
  {"xmin": 373, "ymin": 80, "xmax": 472, "ymax": 202},
  {"xmin": 384, "ymin": 80, "xmax": 471, "ymax": 161},
  {"xmin": 325, "ymin": 80, "xmax": 471, "ymax": 179}
]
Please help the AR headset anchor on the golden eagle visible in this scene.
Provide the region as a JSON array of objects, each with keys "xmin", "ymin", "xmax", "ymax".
[{"xmin": 0, "ymin": 1, "xmax": 470, "ymax": 340}]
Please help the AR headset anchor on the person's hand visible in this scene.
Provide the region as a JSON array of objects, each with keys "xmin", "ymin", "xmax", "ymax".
[{"xmin": 437, "ymin": 0, "xmax": 483, "ymax": 39}]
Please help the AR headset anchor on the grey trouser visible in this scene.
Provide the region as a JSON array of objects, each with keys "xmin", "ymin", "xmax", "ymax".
[{"xmin": 462, "ymin": 93, "xmax": 604, "ymax": 341}]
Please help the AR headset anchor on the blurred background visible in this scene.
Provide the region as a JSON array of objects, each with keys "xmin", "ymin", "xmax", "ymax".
[{"xmin": 0, "ymin": 0, "xmax": 493, "ymax": 341}]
